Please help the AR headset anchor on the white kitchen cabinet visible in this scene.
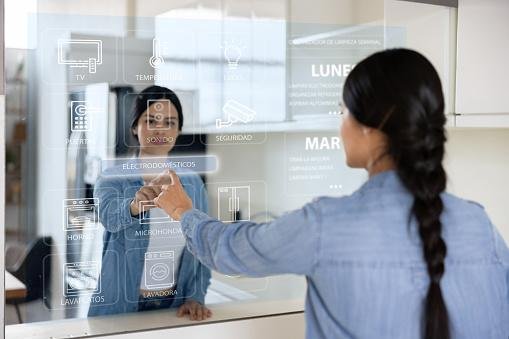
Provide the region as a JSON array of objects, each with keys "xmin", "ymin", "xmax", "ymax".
[
  {"xmin": 385, "ymin": 0, "xmax": 456, "ymax": 126},
  {"xmin": 456, "ymin": 0, "xmax": 509, "ymax": 116}
]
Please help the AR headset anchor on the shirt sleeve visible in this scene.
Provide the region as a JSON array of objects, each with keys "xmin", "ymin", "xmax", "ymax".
[
  {"xmin": 94, "ymin": 175, "xmax": 140, "ymax": 233},
  {"xmin": 491, "ymin": 223, "xmax": 509, "ymax": 303},
  {"xmin": 180, "ymin": 200, "xmax": 323, "ymax": 277},
  {"xmin": 183, "ymin": 173, "xmax": 211, "ymax": 304}
]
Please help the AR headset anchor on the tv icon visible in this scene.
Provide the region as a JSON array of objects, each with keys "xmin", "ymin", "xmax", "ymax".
[{"xmin": 57, "ymin": 39, "xmax": 103, "ymax": 74}]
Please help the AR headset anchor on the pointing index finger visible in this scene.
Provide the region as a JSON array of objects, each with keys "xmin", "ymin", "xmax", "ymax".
[{"xmin": 169, "ymin": 170, "xmax": 180, "ymax": 186}]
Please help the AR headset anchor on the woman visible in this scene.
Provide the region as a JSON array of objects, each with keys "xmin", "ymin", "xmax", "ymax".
[
  {"xmin": 88, "ymin": 86, "xmax": 212, "ymax": 321},
  {"xmin": 154, "ymin": 50, "xmax": 509, "ymax": 338}
]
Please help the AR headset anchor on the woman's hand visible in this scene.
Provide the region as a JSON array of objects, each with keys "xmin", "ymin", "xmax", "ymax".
[
  {"xmin": 130, "ymin": 170, "xmax": 176, "ymax": 216},
  {"xmin": 177, "ymin": 300, "xmax": 212, "ymax": 321},
  {"xmin": 149, "ymin": 170, "xmax": 173, "ymax": 187},
  {"xmin": 129, "ymin": 186, "xmax": 161, "ymax": 216},
  {"xmin": 153, "ymin": 171, "xmax": 193, "ymax": 221}
]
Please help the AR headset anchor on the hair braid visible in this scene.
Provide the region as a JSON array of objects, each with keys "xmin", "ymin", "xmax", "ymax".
[
  {"xmin": 393, "ymin": 117, "xmax": 450, "ymax": 339},
  {"xmin": 343, "ymin": 48, "xmax": 451, "ymax": 339}
]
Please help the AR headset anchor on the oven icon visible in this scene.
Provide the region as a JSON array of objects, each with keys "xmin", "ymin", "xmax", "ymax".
[
  {"xmin": 63, "ymin": 261, "xmax": 101, "ymax": 297},
  {"xmin": 63, "ymin": 198, "xmax": 100, "ymax": 231},
  {"xmin": 144, "ymin": 251, "xmax": 175, "ymax": 290}
]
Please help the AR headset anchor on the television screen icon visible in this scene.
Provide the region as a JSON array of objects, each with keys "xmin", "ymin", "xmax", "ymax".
[
  {"xmin": 63, "ymin": 198, "xmax": 99, "ymax": 231},
  {"xmin": 63, "ymin": 261, "xmax": 101, "ymax": 297},
  {"xmin": 57, "ymin": 39, "xmax": 103, "ymax": 74}
]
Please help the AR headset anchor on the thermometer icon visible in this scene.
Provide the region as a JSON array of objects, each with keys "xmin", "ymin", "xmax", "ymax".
[{"xmin": 149, "ymin": 38, "xmax": 164, "ymax": 68}]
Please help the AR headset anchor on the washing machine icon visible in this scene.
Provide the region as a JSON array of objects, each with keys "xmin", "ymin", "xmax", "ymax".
[{"xmin": 144, "ymin": 251, "xmax": 175, "ymax": 290}]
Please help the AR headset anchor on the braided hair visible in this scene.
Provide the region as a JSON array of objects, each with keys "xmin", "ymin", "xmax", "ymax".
[{"xmin": 343, "ymin": 49, "xmax": 449, "ymax": 339}]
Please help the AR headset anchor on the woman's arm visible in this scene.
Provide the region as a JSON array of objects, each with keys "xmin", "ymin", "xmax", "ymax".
[
  {"xmin": 491, "ymin": 223, "xmax": 509, "ymax": 304},
  {"xmin": 94, "ymin": 176, "xmax": 141, "ymax": 233},
  {"xmin": 154, "ymin": 172, "xmax": 322, "ymax": 277},
  {"xmin": 180, "ymin": 204, "xmax": 322, "ymax": 277},
  {"xmin": 183, "ymin": 174, "xmax": 211, "ymax": 303}
]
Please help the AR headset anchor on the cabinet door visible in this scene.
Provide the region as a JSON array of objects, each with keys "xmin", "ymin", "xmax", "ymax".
[
  {"xmin": 456, "ymin": 0, "xmax": 509, "ymax": 115},
  {"xmin": 385, "ymin": 0, "xmax": 456, "ymax": 122}
]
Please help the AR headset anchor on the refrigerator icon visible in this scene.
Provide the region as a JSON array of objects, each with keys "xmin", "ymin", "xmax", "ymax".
[{"xmin": 217, "ymin": 186, "xmax": 250, "ymax": 222}]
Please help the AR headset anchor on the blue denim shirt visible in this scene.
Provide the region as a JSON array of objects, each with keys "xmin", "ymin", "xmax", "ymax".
[
  {"xmin": 180, "ymin": 170, "xmax": 509, "ymax": 339},
  {"xmin": 88, "ymin": 164, "xmax": 211, "ymax": 317}
]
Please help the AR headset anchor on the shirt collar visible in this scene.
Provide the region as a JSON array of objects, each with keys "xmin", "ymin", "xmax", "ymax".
[{"xmin": 359, "ymin": 169, "xmax": 406, "ymax": 192}]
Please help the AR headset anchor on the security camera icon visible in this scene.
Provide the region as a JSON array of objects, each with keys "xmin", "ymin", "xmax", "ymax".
[{"xmin": 216, "ymin": 100, "xmax": 256, "ymax": 129}]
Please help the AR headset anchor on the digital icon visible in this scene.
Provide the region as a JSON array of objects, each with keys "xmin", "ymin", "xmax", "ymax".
[
  {"xmin": 63, "ymin": 198, "xmax": 99, "ymax": 231},
  {"xmin": 147, "ymin": 99, "xmax": 171, "ymax": 131},
  {"xmin": 223, "ymin": 41, "xmax": 243, "ymax": 70},
  {"xmin": 149, "ymin": 38, "xmax": 165, "ymax": 68},
  {"xmin": 63, "ymin": 261, "xmax": 101, "ymax": 297},
  {"xmin": 139, "ymin": 201, "xmax": 175, "ymax": 224},
  {"xmin": 70, "ymin": 101, "xmax": 101, "ymax": 132},
  {"xmin": 216, "ymin": 100, "xmax": 257, "ymax": 129},
  {"xmin": 144, "ymin": 251, "xmax": 175, "ymax": 290},
  {"xmin": 218, "ymin": 186, "xmax": 251, "ymax": 222},
  {"xmin": 57, "ymin": 39, "xmax": 103, "ymax": 74}
]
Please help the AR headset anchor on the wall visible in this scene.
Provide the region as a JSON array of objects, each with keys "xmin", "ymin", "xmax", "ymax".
[{"xmin": 445, "ymin": 128, "xmax": 509, "ymax": 241}]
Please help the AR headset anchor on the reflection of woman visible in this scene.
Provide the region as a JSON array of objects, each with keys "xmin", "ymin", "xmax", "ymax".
[
  {"xmin": 155, "ymin": 50, "xmax": 509, "ymax": 338},
  {"xmin": 88, "ymin": 86, "xmax": 211, "ymax": 320}
]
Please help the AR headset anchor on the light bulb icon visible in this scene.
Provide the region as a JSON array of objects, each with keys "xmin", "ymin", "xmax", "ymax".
[{"xmin": 224, "ymin": 43, "xmax": 242, "ymax": 70}]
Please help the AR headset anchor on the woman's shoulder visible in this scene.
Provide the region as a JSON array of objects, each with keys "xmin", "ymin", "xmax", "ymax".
[
  {"xmin": 441, "ymin": 192, "xmax": 489, "ymax": 219},
  {"xmin": 305, "ymin": 194, "xmax": 358, "ymax": 217}
]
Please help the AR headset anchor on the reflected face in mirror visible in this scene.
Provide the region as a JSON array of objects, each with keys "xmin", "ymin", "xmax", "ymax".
[{"xmin": 133, "ymin": 100, "xmax": 180, "ymax": 157}]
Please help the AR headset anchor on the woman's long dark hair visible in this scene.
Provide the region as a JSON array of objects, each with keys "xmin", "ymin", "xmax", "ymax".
[{"xmin": 343, "ymin": 49, "xmax": 449, "ymax": 339}]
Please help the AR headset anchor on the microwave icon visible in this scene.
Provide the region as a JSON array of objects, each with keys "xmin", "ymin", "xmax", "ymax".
[
  {"xmin": 138, "ymin": 201, "xmax": 175, "ymax": 225},
  {"xmin": 63, "ymin": 198, "xmax": 99, "ymax": 231}
]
